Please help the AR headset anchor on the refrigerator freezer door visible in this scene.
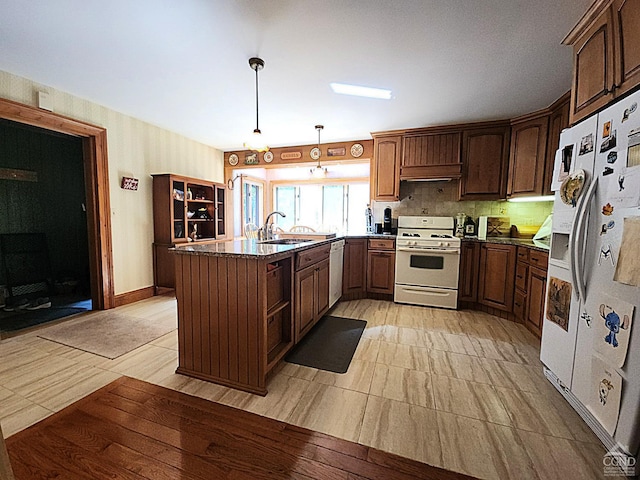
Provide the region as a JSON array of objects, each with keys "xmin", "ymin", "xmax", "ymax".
[{"xmin": 540, "ymin": 264, "xmax": 582, "ymax": 388}]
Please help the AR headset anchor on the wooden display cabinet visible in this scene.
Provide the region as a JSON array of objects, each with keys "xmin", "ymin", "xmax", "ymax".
[{"xmin": 152, "ymin": 173, "xmax": 226, "ymax": 291}]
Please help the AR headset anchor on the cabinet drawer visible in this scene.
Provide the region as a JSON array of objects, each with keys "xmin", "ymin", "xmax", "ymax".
[
  {"xmin": 266, "ymin": 265, "xmax": 284, "ymax": 309},
  {"xmin": 515, "ymin": 262, "xmax": 528, "ymax": 293},
  {"xmin": 368, "ymin": 238, "xmax": 395, "ymax": 250},
  {"xmin": 296, "ymin": 244, "xmax": 330, "ymax": 271},
  {"xmin": 516, "ymin": 246, "xmax": 530, "ymax": 263},
  {"xmin": 529, "ymin": 250, "xmax": 548, "ymax": 270},
  {"xmin": 513, "ymin": 290, "xmax": 526, "ymax": 320}
]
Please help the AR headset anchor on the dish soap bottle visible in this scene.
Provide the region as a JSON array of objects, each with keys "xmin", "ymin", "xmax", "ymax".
[{"xmin": 365, "ymin": 204, "xmax": 374, "ymax": 233}]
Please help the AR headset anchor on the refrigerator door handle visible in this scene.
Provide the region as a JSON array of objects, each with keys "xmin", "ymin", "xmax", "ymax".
[
  {"xmin": 574, "ymin": 176, "xmax": 599, "ymax": 302},
  {"xmin": 569, "ymin": 177, "xmax": 588, "ymax": 301}
]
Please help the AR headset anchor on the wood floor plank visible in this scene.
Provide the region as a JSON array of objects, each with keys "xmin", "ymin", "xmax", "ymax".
[{"xmin": 6, "ymin": 377, "xmax": 476, "ymax": 480}]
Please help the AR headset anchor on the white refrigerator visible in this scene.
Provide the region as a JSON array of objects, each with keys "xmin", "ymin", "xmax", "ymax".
[{"xmin": 540, "ymin": 88, "xmax": 640, "ymax": 469}]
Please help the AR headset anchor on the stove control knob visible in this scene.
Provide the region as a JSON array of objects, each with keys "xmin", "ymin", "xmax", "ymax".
[
  {"xmin": 444, "ymin": 242, "xmax": 450, "ymax": 247},
  {"xmin": 438, "ymin": 241, "xmax": 444, "ymax": 247}
]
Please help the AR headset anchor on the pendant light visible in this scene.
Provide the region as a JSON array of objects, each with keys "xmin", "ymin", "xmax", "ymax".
[
  {"xmin": 243, "ymin": 57, "xmax": 269, "ymax": 152},
  {"xmin": 310, "ymin": 124, "xmax": 327, "ymax": 177}
]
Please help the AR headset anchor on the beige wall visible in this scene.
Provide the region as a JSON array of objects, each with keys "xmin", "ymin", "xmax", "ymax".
[{"xmin": 0, "ymin": 70, "xmax": 224, "ymax": 295}]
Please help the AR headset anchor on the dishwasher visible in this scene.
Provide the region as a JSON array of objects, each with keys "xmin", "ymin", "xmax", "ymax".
[{"xmin": 329, "ymin": 239, "xmax": 345, "ymax": 308}]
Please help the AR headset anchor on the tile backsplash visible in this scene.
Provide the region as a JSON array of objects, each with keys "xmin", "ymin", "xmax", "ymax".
[{"xmin": 372, "ymin": 181, "xmax": 553, "ymax": 230}]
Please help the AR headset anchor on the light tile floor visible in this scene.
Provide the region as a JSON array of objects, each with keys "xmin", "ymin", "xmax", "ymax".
[{"xmin": 0, "ymin": 296, "xmax": 623, "ymax": 480}]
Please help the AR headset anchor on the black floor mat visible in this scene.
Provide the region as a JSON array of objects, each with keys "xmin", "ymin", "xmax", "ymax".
[{"xmin": 285, "ymin": 316, "xmax": 367, "ymax": 374}]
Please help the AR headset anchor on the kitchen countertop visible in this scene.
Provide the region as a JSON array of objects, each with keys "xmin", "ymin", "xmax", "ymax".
[
  {"xmin": 172, "ymin": 234, "xmax": 398, "ymax": 259},
  {"xmin": 462, "ymin": 236, "xmax": 550, "ymax": 252}
]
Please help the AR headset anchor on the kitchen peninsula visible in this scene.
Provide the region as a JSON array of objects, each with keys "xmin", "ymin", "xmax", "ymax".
[{"xmin": 172, "ymin": 238, "xmax": 334, "ymax": 395}]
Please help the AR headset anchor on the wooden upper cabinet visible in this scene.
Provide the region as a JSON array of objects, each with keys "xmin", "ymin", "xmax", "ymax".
[
  {"xmin": 507, "ymin": 115, "xmax": 549, "ymax": 197},
  {"xmin": 544, "ymin": 95, "xmax": 570, "ymax": 196},
  {"xmin": 613, "ymin": 0, "xmax": 640, "ymax": 97},
  {"xmin": 459, "ymin": 126, "xmax": 510, "ymax": 200},
  {"xmin": 401, "ymin": 132, "xmax": 462, "ymax": 180},
  {"xmin": 371, "ymin": 135, "xmax": 401, "ymax": 201},
  {"xmin": 565, "ymin": 0, "xmax": 640, "ymax": 124}
]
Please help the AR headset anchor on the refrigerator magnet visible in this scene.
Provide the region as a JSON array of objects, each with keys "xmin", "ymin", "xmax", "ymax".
[
  {"xmin": 598, "ymin": 244, "xmax": 615, "ymax": 266},
  {"xmin": 600, "ymin": 220, "xmax": 615, "ymax": 235},
  {"xmin": 601, "ymin": 129, "xmax": 617, "ymax": 153},
  {"xmin": 581, "ymin": 311, "xmax": 592, "ymax": 327},
  {"xmin": 602, "ymin": 203, "xmax": 615, "ymax": 216},
  {"xmin": 603, "ymin": 166, "xmax": 615, "ymax": 176},
  {"xmin": 579, "ymin": 134, "xmax": 594, "ymax": 156},
  {"xmin": 622, "ymin": 102, "xmax": 637, "ymax": 123}
]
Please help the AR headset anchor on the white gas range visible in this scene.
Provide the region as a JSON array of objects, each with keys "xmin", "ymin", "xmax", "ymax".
[{"xmin": 394, "ymin": 216, "xmax": 460, "ymax": 309}]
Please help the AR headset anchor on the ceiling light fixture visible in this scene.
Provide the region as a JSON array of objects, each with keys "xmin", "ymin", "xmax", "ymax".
[
  {"xmin": 243, "ymin": 57, "xmax": 269, "ymax": 152},
  {"xmin": 330, "ymin": 82, "xmax": 392, "ymax": 100},
  {"xmin": 310, "ymin": 124, "xmax": 327, "ymax": 178}
]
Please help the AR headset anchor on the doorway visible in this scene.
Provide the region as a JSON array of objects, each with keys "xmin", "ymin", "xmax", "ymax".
[
  {"xmin": 0, "ymin": 120, "xmax": 94, "ymax": 334},
  {"xmin": 0, "ymin": 98, "xmax": 115, "ymax": 336}
]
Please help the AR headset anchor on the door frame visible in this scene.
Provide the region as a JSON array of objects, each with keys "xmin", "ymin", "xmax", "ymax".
[{"xmin": 0, "ymin": 98, "xmax": 114, "ymax": 309}]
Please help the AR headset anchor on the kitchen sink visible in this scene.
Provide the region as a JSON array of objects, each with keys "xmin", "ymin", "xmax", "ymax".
[{"xmin": 258, "ymin": 238, "xmax": 313, "ymax": 245}]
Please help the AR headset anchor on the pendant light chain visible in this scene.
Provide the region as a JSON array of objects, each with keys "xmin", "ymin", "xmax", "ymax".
[{"xmin": 254, "ymin": 63, "xmax": 260, "ymax": 134}]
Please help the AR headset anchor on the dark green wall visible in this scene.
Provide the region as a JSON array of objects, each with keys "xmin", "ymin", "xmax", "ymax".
[{"xmin": 0, "ymin": 119, "xmax": 89, "ymax": 291}]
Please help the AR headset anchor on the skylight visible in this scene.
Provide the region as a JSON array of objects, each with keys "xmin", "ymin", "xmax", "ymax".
[{"xmin": 330, "ymin": 83, "xmax": 392, "ymax": 100}]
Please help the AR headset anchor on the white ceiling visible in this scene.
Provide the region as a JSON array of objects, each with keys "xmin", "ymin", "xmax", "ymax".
[{"xmin": 0, "ymin": 0, "xmax": 592, "ymax": 151}]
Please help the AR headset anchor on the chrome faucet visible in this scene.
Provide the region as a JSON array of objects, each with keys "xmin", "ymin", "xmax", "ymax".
[{"xmin": 259, "ymin": 211, "xmax": 286, "ymax": 240}]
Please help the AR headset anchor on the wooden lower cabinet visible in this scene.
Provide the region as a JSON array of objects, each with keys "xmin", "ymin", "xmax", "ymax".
[
  {"xmin": 294, "ymin": 254, "xmax": 329, "ymax": 342},
  {"xmin": 478, "ymin": 243, "xmax": 516, "ymax": 312},
  {"xmin": 366, "ymin": 239, "xmax": 395, "ymax": 295},
  {"xmin": 343, "ymin": 238, "xmax": 367, "ymax": 298},
  {"xmin": 458, "ymin": 242, "xmax": 480, "ymax": 302},
  {"xmin": 525, "ymin": 266, "xmax": 547, "ymax": 337}
]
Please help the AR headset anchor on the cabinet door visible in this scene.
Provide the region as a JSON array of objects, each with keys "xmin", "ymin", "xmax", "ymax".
[
  {"xmin": 316, "ymin": 259, "xmax": 330, "ymax": 319},
  {"xmin": 544, "ymin": 98, "xmax": 570, "ymax": 196},
  {"xmin": 215, "ymin": 185, "xmax": 227, "ymax": 239},
  {"xmin": 478, "ymin": 243, "xmax": 516, "ymax": 312},
  {"xmin": 570, "ymin": 8, "xmax": 615, "ymax": 124},
  {"xmin": 459, "ymin": 127, "xmax": 510, "ymax": 200},
  {"xmin": 371, "ymin": 136, "xmax": 401, "ymax": 201},
  {"xmin": 526, "ymin": 266, "xmax": 547, "ymax": 338},
  {"xmin": 343, "ymin": 239, "xmax": 367, "ymax": 294},
  {"xmin": 458, "ymin": 242, "xmax": 479, "ymax": 302},
  {"xmin": 613, "ymin": 0, "xmax": 640, "ymax": 98},
  {"xmin": 295, "ymin": 265, "xmax": 316, "ymax": 342},
  {"xmin": 366, "ymin": 250, "xmax": 396, "ymax": 294},
  {"xmin": 171, "ymin": 179, "xmax": 187, "ymax": 242},
  {"xmin": 402, "ymin": 132, "xmax": 462, "ymax": 180},
  {"xmin": 508, "ymin": 116, "xmax": 549, "ymax": 197}
]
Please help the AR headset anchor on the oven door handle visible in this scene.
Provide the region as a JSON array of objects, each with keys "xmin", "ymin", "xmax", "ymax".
[{"xmin": 396, "ymin": 247, "xmax": 460, "ymax": 254}]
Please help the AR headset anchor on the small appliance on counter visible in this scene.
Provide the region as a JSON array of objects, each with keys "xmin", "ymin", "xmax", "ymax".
[
  {"xmin": 477, "ymin": 216, "xmax": 510, "ymax": 240},
  {"xmin": 383, "ymin": 206, "xmax": 393, "ymax": 234}
]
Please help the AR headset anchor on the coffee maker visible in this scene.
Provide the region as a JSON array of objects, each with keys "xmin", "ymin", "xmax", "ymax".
[{"xmin": 383, "ymin": 206, "xmax": 393, "ymax": 234}]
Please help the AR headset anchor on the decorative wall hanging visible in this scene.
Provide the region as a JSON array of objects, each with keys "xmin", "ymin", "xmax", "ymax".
[{"xmin": 545, "ymin": 277, "xmax": 572, "ymax": 331}]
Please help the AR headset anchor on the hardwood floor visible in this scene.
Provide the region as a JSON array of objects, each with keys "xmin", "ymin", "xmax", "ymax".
[{"xmin": 6, "ymin": 376, "xmax": 475, "ymax": 480}]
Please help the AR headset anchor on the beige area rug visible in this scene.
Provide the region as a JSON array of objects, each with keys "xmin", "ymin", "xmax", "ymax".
[{"xmin": 38, "ymin": 310, "xmax": 177, "ymax": 359}]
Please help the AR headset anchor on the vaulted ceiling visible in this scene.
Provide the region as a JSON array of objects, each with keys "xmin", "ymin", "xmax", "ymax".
[{"xmin": 0, "ymin": 0, "xmax": 592, "ymax": 150}]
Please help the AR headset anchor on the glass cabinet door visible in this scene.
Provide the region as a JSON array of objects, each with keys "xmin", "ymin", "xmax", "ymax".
[{"xmin": 172, "ymin": 180, "xmax": 186, "ymax": 241}]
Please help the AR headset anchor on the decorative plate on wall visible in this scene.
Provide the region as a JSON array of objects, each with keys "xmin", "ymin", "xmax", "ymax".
[
  {"xmin": 228, "ymin": 153, "xmax": 239, "ymax": 166},
  {"xmin": 263, "ymin": 151, "xmax": 274, "ymax": 163},
  {"xmin": 310, "ymin": 147, "xmax": 321, "ymax": 160},
  {"xmin": 350, "ymin": 143, "xmax": 364, "ymax": 158}
]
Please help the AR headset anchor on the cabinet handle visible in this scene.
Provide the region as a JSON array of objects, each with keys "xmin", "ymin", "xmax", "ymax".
[
  {"xmin": 517, "ymin": 275, "xmax": 523, "ymax": 279},
  {"xmin": 531, "ymin": 258, "xmax": 538, "ymax": 262}
]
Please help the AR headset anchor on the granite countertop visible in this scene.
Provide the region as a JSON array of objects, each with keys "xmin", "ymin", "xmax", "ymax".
[
  {"xmin": 172, "ymin": 234, "xmax": 398, "ymax": 259},
  {"xmin": 462, "ymin": 236, "xmax": 550, "ymax": 252}
]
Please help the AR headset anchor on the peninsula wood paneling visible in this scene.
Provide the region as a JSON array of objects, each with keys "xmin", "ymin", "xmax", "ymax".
[{"xmin": 174, "ymin": 253, "xmax": 268, "ymax": 395}]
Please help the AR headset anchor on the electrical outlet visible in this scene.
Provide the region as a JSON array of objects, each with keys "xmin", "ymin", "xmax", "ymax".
[{"xmin": 499, "ymin": 207, "xmax": 506, "ymax": 215}]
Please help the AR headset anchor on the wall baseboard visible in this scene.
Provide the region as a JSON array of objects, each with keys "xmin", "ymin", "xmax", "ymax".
[{"xmin": 114, "ymin": 286, "xmax": 155, "ymax": 307}]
